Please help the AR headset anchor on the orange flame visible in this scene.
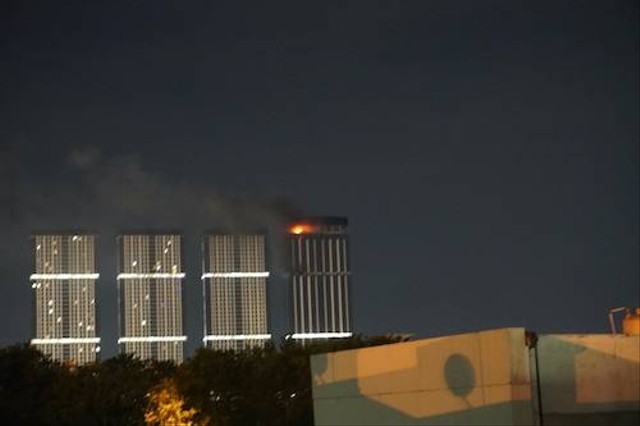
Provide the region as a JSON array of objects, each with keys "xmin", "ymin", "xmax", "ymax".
[{"xmin": 289, "ymin": 224, "xmax": 316, "ymax": 235}]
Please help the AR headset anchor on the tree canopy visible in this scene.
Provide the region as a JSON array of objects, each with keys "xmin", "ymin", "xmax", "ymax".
[{"xmin": 0, "ymin": 335, "xmax": 407, "ymax": 426}]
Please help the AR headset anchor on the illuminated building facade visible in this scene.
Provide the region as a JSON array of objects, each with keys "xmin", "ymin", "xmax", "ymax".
[
  {"xmin": 117, "ymin": 233, "xmax": 186, "ymax": 362},
  {"xmin": 288, "ymin": 217, "xmax": 353, "ymax": 341},
  {"xmin": 31, "ymin": 233, "xmax": 100, "ymax": 364},
  {"xmin": 202, "ymin": 233, "xmax": 271, "ymax": 350}
]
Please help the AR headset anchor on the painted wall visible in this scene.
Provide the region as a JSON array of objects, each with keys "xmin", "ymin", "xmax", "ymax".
[
  {"xmin": 311, "ymin": 330, "xmax": 640, "ymax": 426},
  {"xmin": 311, "ymin": 328, "xmax": 535, "ymax": 425},
  {"xmin": 536, "ymin": 334, "xmax": 640, "ymax": 425}
]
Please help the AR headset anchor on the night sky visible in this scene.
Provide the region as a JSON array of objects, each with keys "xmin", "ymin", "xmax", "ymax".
[{"xmin": 1, "ymin": 1, "xmax": 638, "ymax": 358}]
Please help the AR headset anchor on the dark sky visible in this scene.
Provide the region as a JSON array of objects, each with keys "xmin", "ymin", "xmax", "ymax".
[{"xmin": 1, "ymin": 0, "xmax": 638, "ymax": 358}]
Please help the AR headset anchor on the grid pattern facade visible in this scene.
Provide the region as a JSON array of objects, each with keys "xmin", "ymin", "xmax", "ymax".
[
  {"xmin": 290, "ymin": 219, "xmax": 353, "ymax": 340},
  {"xmin": 31, "ymin": 234, "xmax": 100, "ymax": 364},
  {"xmin": 118, "ymin": 234, "xmax": 185, "ymax": 362},
  {"xmin": 202, "ymin": 234, "xmax": 270, "ymax": 351}
]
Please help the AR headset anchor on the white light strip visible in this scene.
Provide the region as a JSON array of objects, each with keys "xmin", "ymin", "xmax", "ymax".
[
  {"xmin": 201, "ymin": 272, "xmax": 270, "ymax": 279},
  {"xmin": 30, "ymin": 273, "xmax": 99, "ymax": 280},
  {"xmin": 117, "ymin": 273, "xmax": 186, "ymax": 279},
  {"xmin": 118, "ymin": 336, "xmax": 187, "ymax": 343},
  {"xmin": 31, "ymin": 338, "xmax": 101, "ymax": 345},
  {"xmin": 203, "ymin": 334, "xmax": 272, "ymax": 341},
  {"xmin": 289, "ymin": 332, "xmax": 353, "ymax": 339}
]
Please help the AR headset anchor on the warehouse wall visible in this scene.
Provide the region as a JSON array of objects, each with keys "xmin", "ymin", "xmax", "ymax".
[
  {"xmin": 311, "ymin": 330, "xmax": 640, "ymax": 426},
  {"xmin": 536, "ymin": 334, "xmax": 640, "ymax": 425},
  {"xmin": 311, "ymin": 328, "xmax": 535, "ymax": 425}
]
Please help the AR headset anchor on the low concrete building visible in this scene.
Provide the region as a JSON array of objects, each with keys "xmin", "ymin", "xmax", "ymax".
[{"xmin": 310, "ymin": 328, "xmax": 639, "ymax": 425}]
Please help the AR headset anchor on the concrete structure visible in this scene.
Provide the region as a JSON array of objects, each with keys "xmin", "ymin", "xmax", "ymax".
[
  {"xmin": 288, "ymin": 217, "xmax": 353, "ymax": 341},
  {"xmin": 117, "ymin": 233, "xmax": 186, "ymax": 362},
  {"xmin": 201, "ymin": 233, "xmax": 271, "ymax": 350},
  {"xmin": 30, "ymin": 233, "xmax": 100, "ymax": 364},
  {"xmin": 535, "ymin": 334, "xmax": 640, "ymax": 425},
  {"xmin": 311, "ymin": 328, "xmax": 640, "ymax": 425}
]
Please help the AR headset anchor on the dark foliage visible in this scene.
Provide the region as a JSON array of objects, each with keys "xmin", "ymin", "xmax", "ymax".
[{"xmin": 0, "ymin": 335, "xmax": 406, "ymax": 425}]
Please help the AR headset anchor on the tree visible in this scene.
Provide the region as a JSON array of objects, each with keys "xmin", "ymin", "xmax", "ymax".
[
  {"xmin": 0, "ymin": 335, "xmax": 408, "ymax": 425},
  {"xmin": 145, "ymin": 378, "xmax": 200, "ymax": 426},
  {"xmin": 89, "ymin": 354, "xmax": 176, "ymax": 425},
  {"xmin": 0, "ymin": 344, "xmax": 60, "ymax": 425}
]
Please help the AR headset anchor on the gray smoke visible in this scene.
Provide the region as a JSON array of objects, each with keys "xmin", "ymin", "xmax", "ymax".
[
  {"xmin": 12, "ymin": 146, "xmax": 298, "ymax": 273},
  {"xmin": 0, "ymin": 146, "xmax": 299, "ymax": 351}
]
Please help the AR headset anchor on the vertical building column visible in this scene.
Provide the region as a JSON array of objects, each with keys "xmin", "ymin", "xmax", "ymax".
[
  {"xmin": 288, "ymin": 218, "xmax": 354, "ymax": 342},
  {"xmin": 117, "ymin": 233, "xmax": 186, "ymax": 363},
  {"xmin": 202, "ymin": 233, "xmax": 271, "ymax": 351},
  {"xmin": 31, "ymin": 233, "xmax": 101, "ymax": 364}
]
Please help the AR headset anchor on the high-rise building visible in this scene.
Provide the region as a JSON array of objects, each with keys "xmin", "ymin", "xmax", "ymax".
[
  {"xmin": 201, "ymin": 233, "xmax": 271, "ymax": 350},
  {"xmin": 117, "ymin": 232, "xmax": 186, "ymax": 362},
  {"xmin": 30, "ymin": 233, "xmax": 101, "ymax": 364},
  {"xmin": 288, "ymin": 217, "xmax": 353, "ymax": 341}
]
